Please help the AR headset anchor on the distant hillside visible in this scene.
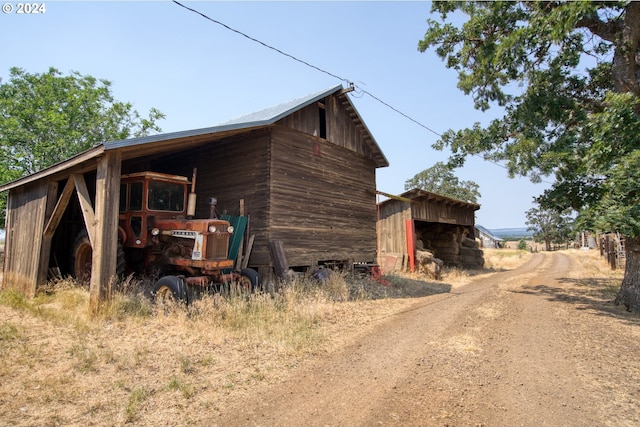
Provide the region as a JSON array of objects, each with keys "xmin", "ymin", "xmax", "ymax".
[{"xmin": 489, "ymin": 227, "xmax": 534, "ymax": 239}]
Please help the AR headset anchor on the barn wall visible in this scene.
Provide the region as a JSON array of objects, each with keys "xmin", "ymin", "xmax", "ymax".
[
  {"xmin": 276, "ymin": 94, "xmax": 375, "ymax": 162},
  {"xmin": 150, "ymin": 129, "xmax": 273, "ymax": 267},
  {"xmin": 276, "ymin": 104, "xmax": 319, "ymax": 137},
  {"xmin": 3, "ymin": 180, "xmax": 51, "ymax": 296},
  {"xmin": 269, "ymin": 125, "xmax": 378, "ymax": 267},
  {"xmin": 377, "ymin": 200, "xmax": 411, "ymax": 271},
  {"xmin": 326, "ymin": 95, "xmax": 373, "ymax": 159},
  {"xmin": 411, "ymin": 199, "xmax": 476, "ymax": 225}
]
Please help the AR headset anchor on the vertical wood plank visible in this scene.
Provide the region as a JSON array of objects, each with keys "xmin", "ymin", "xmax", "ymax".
[
  {"xmin": 37, "ymin": 180, "xmax": 59, "ymax": 287},
  {"xmin": 3, "ymin": 182, "xmax": 49, "ymax": 296},
  {"xmin": 90, "ymin": 152, "xmax": 122, "ymax": 311}
]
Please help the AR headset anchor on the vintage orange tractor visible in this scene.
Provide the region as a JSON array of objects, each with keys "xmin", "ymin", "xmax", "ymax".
[{"xmin": 72, "ymin": 169, "xmax": 260, "ymax": 304}]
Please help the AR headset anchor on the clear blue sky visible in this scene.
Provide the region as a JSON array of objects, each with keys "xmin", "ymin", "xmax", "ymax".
[{"xmin": 0, "ymin": 1, "xmax": 550, "ymax": 229}]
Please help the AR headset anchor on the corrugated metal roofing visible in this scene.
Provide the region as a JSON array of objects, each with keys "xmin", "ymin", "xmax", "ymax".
[
  {"xmin": 105, "ymin": 84, "xmax": 345, "ymax": 151},
  {"xmin": 222, "ymin": 84, "xmax": 344, "ymax": 126}
]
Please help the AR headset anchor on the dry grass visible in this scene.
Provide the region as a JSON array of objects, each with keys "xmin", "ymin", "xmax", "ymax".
[{"xmin": 0, "ymin": 248, "xmax": 614, "ymax": 426}]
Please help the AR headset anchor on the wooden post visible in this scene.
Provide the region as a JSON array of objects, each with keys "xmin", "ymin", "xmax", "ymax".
[
  {"xmin": 405, "ymin": 218, "xmax": 416, "ymax": 272},
  {"xmin": 90, "ymin": 152, "xmax": 122, "ymax": 312}
]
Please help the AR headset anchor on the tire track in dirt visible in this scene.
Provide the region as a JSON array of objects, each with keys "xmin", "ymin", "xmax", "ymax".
[
  {"xmin": 210, "ymin": 254, "xmax": 548, "ymax": 427},
  {"xmin": 210, "ymin": 251, "xmax": 640, "ymax": 427}
]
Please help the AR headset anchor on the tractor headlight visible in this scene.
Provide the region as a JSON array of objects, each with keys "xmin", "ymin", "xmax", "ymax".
[
  {"xmin": 151, "ymin": 228, "xmax": 160, "ymax": 236},
  {"xmin": 228, "ymin": 226, "xmax": 234, "ymax": 234},
  {"xmin": 208, "ymin": 225, "xmax": 217, "ymax": 233}
]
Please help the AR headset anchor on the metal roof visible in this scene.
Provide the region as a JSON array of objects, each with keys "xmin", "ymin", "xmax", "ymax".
[
  {"xmin": 378, "ymin": 188, "xmax": 481, "ymax": 211},
  {"xmin": 222, "ymin": 85, "xmax": 344, "ymax": 126},
  {"xmin": 105, "ymin": 84, "xmax": 346, "ymax": 151},
  {"xmin": 0, "ymin": 84, "xmax": 387, "ymax": 192}
]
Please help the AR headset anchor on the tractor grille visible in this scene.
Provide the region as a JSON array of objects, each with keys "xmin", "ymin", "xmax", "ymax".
[{"xmin": 206, "ymin": 233, "xmax": 229, "ymax": 259}]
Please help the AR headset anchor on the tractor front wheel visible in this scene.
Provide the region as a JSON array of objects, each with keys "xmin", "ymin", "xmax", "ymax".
[
  {"xmin": 154, "ymin": 275, "xmax": 187, "ymax": 306},
  {"xmin": 239, "ymin": 268, "xmax": 261, "ymax": 292}
]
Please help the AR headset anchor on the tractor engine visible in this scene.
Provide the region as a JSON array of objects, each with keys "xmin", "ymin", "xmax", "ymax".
[{"xmin": 147, "ymin": 218, "xmax": 235, "ymax": 275}]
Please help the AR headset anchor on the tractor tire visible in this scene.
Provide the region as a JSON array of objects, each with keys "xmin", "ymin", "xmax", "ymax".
[
  {"xmin": 72, "ymin": 231, "xmax": 93, "ymax": 284},
  {"xmin": 71, "ymin": 230, "xmax": 126, "ymax": 285},
  {"xmin": 239, "ymin": 268, "xmax": 262, "ymax": 292},
  {"xmin": 153, "ymin": 275, "xmax": 187, "ymax": 306}
]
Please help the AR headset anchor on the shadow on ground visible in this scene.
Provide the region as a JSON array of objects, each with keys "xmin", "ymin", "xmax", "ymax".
[
  {"xmin": 513, "ymin": 276, "xmax": 640, "ymax": 324},
  {"xmin": 355, "ymin": 275, "xmax": 452, "ymax": 300}
]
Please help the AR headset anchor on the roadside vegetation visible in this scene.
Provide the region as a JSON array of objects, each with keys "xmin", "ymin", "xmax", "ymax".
[{"xmin": 0, "ymin": 248, "xmax": 617, "ymax": 426}]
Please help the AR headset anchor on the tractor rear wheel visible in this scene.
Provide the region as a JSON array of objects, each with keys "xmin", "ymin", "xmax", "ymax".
[
  {"xmin": 154, "ymin": 275, "xmax": 187, "ymax": 306},
  {"xmin": 72, "ymin": 231, "xmax": 93, "ymax": 284},
  {"xmin": 72, "ymin": 230, "xmax": 125, "ymax": 284}
]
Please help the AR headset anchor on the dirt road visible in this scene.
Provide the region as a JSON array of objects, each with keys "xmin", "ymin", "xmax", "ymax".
[{"xmin": 212, "ymin": 252, "xmax": 640, "ymax": 427}]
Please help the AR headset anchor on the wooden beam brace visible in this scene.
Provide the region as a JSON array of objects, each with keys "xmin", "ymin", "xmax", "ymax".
[
  {"xmin": 43, "ymin": 176, "xmax": 76, "ymax": 239},
  {"xmin": 73, "ymin": 173, "xmax": 96, "ymax": 246}
]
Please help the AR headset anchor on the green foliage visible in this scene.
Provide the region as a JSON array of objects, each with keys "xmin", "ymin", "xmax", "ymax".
[
  {"xmin": 420, "ymin": 1, "xmax": 640, "ymax": 238},
  {"xmin": 516, "ymin": 239, "xmax": 528, "ymax": 251},
  {"xmin": 526, "ymin": 205, "xmax": 573, "ymax": 251},
  {"xmin": 404, "ymin": 161, "xmax": 481, "ymax": 203},
  {"xmin": 0, "ymin": 66, "xmax": 165, "ymax": 226}
]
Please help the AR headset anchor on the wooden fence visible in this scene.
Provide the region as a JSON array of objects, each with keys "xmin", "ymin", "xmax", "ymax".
[{"xmin": 599, "ymin": 233, "xmax": 625, "ymax": 270}]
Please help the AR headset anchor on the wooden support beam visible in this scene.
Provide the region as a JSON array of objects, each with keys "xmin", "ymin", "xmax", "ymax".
[
  {"xmin": 43, "ymin": 176, "xmax": 76, "ymax": 238},
  {"xmin": 242, "ymin": 235, "xmax": 255, "ymax": 270},
  {"xmin": 73, "ymin": 173, "xmax": 97, "ymax": 245},
  {"xmin": 269, "ymin": 240, "xmax": 290, "ymax": 280},
  {"xmin": 89, "ymin": 152, "xmax": 122, "ymax": 312}
]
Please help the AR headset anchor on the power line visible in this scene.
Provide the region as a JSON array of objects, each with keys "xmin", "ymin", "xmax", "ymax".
[
  {"xmin": 171, "ymin": 0, "xmax": 440, "ymax": 136},
  {"xmin": 171, "ymin": 1, "xmax": 553, "ymax": 186},
  {"xmin": 172, "ymin": 1, "xmax": 350, "ymax": 85}
]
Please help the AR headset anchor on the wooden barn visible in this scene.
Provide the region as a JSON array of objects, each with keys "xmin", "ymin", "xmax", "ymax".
[
  {"xmin": 377, "ymin": 189, "xmax": 483, "ymax": 272},
  {"xmin": 0, "ymin": 84, "xmax": 388, "ymax": 305}
]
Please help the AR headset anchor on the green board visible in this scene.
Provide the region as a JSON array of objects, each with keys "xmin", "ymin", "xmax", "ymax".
[{"xmin": 220, "ymin": 214, "xmax": 248, "ymax": 269}]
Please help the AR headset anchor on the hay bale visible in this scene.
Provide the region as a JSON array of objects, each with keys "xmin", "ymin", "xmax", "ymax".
[{"xmin": 416, "ymin": 250, "xmax": 444, "ymax": 280}]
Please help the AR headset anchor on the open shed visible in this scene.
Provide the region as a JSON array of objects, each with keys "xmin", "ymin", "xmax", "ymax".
[
  {"xmin": 377, "ymin": 189, "xmax": 483, "ymax": 272},
  {"xmin": 0, "ymin": 84, "xmax": 388, "ymax": 306}
]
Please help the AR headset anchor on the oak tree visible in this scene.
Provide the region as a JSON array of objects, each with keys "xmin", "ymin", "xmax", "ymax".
[
  {"xmin": 420, "ymin": 1, "xmax": 640, "ymax": 311},
  {"xmin": 0, "ymin": 67, "xmax": 165, "ymax": 225},
  {"xmin": 405, "ymin": 161, "xmax": 481, "ymax": 203}
]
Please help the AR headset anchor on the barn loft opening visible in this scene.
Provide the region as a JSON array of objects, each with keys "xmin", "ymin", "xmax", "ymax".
[{"xmin": 318, "ymin": 100, "xmax": 327, "ymax": 139}]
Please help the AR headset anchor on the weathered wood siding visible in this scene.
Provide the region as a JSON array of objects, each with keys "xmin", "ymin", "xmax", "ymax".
[
  {"xmin": 150, "ymin": 125, "xmax": 378, "ymax": 269},
  {"xmin": 326, "ymin": 95, "xmax": 376, "ymax": 160},
  {"xmin": 276, "ymin": 94, "xmax": 378, "ymax": 163},
  {"xmin": 411, "ymin": 198, "xmax": 476, "ymax": 225},
  {"xmin": 269, "ymin": 125, "xmax": 378, "ymax": 267},
  {"xmin": 377, "ymin": 200, "xmax": 411, "ymax": 262},
  {"xmin": 3, "ymin": 181, "xmax": 51, "ymax": 296}
]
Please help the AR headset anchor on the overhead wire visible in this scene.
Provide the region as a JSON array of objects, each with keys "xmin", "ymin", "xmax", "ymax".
[{"xmin": 171, "ymin": 0, "xmax": 553, "ymax": 186}]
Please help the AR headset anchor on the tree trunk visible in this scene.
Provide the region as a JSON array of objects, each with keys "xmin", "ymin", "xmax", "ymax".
[{"xmin": 615, "ymin": 235, "xmax": 640, "ymax": 312}]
